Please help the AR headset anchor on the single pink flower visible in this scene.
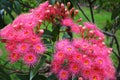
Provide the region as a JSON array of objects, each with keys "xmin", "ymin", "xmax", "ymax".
[
  {"xmin": 17, "ymin": 43, "xmax": 30, "ymax": 54},
  {"xmin": 63, "ymin": 45, "xmax": 75, "ymax": 55},
  {"xmin": 62, "ymin": 18, "xmax": 73, "ymax": 27},
  {"xmin": 33, "ymin": 43, "xmax": 46, "ymax": 54},
  {"xmin": 9, "ymin": 52, "xmax": 20, "ymax": 63},
  {"xmin": 58, "ymin": 69, "xmax": 69, "ymax": 80},
  {"xmin": 69, "ymin": 62, "xmax": 80, "ymax": 75},
  {"xmin": 56, "ymin": 39, "xmax": 70, "ymax": 50},
  {"xmin": 23, "ymin": 53, "xmax": 37, "ymax": 66},
  {"xmin": 84, "ymin": 22, "xmax": 96, "ymax": 29},
  {"xmin": 54, "ymin": 51, "xmax": 66, "ymax": 61}
]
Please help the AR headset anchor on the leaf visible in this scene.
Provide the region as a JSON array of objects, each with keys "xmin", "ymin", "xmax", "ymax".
[
  {"xmin": 73, "ymin": 76, "xmax": 78, "ymax": 80},
  {"xmin": 16, "ymin": 73, "xmax": 29, "ymax": 80},
  {"xmin": 14, "ymin": 1, "xmax": 21, "ymax": 14},
  {"xmin": 0, "ymin": 67, "xmax": 11, "ymax": 80},
  {"xmin": 30, "ymin": 55, "xmax": 47, "ymax": 80},
  {"xmin": 42, "ymin": 29, "xmax": 53, "ymax": 39},
  {"xmin": 47, "ymin": 74, "xmax": 57, "ymax": 80},
  {"xmin": 49, "ymin": 0, "xmax": 56, "ymax": 5},
  {"xmin": 51, "ymin": 25, "xmax": 60, "ymax": 42},
  {"xmin": 17, "ymin": 73, "xmax": 47, "ymax": 80},
  {"xmin": 111, "ymin": 5, "xmax": 120, "ymax": 20}
]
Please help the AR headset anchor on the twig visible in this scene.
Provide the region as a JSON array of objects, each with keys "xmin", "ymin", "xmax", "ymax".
[
  {"xmin": 88, "ymin": 0, "xmax": 95, "ymax": 23},
  {"xmin": 77, "ymin": 3, "xmax": 91, "ymax": 22},
  {"xmin": 102, "ymin": 30, "xmax": 120, "ymax": 56}
]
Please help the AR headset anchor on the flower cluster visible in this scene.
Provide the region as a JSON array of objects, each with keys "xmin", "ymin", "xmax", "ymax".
[
  {"xmin": 0, "ymin": 2, "xmax": 49, "ymax": 65},
  {"xmin": 52, "ymin": 22, "xmax": 116, "ymax": 80}
]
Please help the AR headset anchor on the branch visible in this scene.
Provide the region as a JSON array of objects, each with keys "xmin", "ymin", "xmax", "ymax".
[
  {"xmin": 102, "ymin": 30, "xmax": 120, "ymax": 56},
  {"xmin": 77, "ymin": 3, "xmax": 91, "ymax": 22},
  {"xmin": 88, "ymin": 0, "xmax": 95, "ymax": 23}
]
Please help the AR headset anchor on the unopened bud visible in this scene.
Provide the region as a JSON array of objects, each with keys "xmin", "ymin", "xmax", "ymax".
[
  {"xmin": 78, "ymin": 77, "xmax": 83, "ymax": 80},
  {"xmin": 83, "ymin": 54, "xmax": 87, "ymax": 58},
  {"xmin": 70, "ymin": 8, "xmax": 74, "ymax": 15},
  {"xmin": 48, "ymin": 5, "xmax": 52, "ymax": 8},
  {"xmin": 61, "ymin": 3, "xmax": 64, "ymax": 8},
  {"xmin": 77, "ymin": 18, "xmax": 82, "ymax": 22},
  {"xmin": 56, "ymin": 2, "xmax": 60, "ymax": 7},
  {"xmin": 89, "ymin": 30, "xmax": 94, "ymax": 34},
  {"xmin": 82, "ymin": 26, "xmax": 86, "ymax": 30},
  {"xmin": 39, "ymin": 29, "xmax": 44, "ymax": 34},
  {"xmin": 13, "ymin": 25, "xmax": 17, "ymax": 28},
  {"xmin": 46, "ymin": 10, "xmax": 50, "ymax": 13},
  {"xmin": 38, "ymin": 20, "xmax": 42, "ymax": 24},
  {"xmin": 102, "ymin": 42, "xmax": 105, "ymax": 46},
  {"xmin": 67, "ymin": 2, "xmax": 71, "ymax": 8},
  {"xmin": 20, "ymin": 23, "xmax": 23, "ymax": 26},
  {"xmin": 65, "ymin": 11, "xmax": 69, "ymax": 15},
  {"xmin": 74, "ymin": 10, "xmax": 79, "ymax": 16}
]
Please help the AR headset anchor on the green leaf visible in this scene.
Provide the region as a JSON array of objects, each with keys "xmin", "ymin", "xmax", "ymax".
[
  {"xmin": 42, "ymin": 29, "xmax": 53, "ymax": 39},
  {"xmin": 14, "ymin": 1, "xmax": 21, "ymax": 14},
  {"xmin": 49, "ymin": 0, "xmax": 56, "ymax": 5},
  {"xmin": 111, "ymin": 5, "xmax": 120, "ymax": 20},
  {"xmin": 47, "ymin": 74, "xmax": 57, "ymax": 80},
  {"xmin": 51, "ymin": 25, "xmax": 60, "ymax": 42},
  {"xmin": 16, "ymin": 73, "xmax": 29, "ymax": 80},
  {"xmin": 17, "ymin": 73, "xmax": 47, "ymax": 80},
  {"xmin": 0, "ymin": 67, "xmax": 11, "ymax": 80},
  {"xmin": 30, "ymin": 55, "xmax": 47, "ymax": 80},
  {"xmin": 73, "ymin": 76, "xmax": 78, "ymax": 80}
]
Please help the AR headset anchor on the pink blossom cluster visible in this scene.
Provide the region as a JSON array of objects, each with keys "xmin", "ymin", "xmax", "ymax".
[
  {"xmin": 0, "ymin": 2, "xmax": 50, "ymax": 65},
  {"xmin": 52, "ymin": 22, "xmax": 116, "ymax": 80}
]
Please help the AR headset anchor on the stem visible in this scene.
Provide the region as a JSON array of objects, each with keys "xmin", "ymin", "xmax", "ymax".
[
  {"xmin": 77, "ymin": 3, "xmax": 91, "ymax": 22},
  {"xmin": 29, "ymin": 66, "xmax": 32, "ymax": 80},
  {"xmin": 88, "ymin": 0, "xmax": 95, "ymax": 23}
]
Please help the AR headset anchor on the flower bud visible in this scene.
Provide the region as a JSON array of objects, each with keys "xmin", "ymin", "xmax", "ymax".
[
  {"xmin": 67, "ymin": 2, "xmax": 71, "ymax": 9},
  {"xmin": 77, "ymin": 18, "xmax": 82, "ymax": 22},
  {"xmin": 74, "ymin": 10, "xmax": 79, "ymax": 16}
]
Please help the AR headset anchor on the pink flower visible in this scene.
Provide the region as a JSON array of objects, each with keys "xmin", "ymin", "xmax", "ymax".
[
  {"xmin": 82, "ymin": 57, "xmax": 91, "ymax": 67},
  {"xmin": 71, "ymin": 24, "xmax": 80, "ymax": 33},
  {"xmin": 0, "ymin": 24, "xmax": 15, "ymax": 39},
  {"xmin": 12, "ymin": 13, "xmax": 37, "ymax": 29},
  {"xmin": 6, "ymin": 42, "xmax": 17, "ymax": 52},
  {"xmin": 72, "ymin": 39, "xmax": 82, "ymax": 48},
  {"xmin": 63, "ymin": 45, "xmax": 75, "ymax": 54},
  {"xmin": 56, "ymin": 39, "xmax": 70, "ymax": 50},
  {"xmin": 17, "ymin": 43, "xmax": 30, "ymax": 53},
  {"xmin": 33, "ymin": 1, "xmax": 49, "ymax": 20},
  {"xmin": 23, "ymin": 53, "xmax": 37, "ymax": 66},
  {"xmin": 82, "ymin": 67, "xmax": 91, "ymax": 78},
  {"xmin": 94, "ymin": 57, "xmax": 105, "ymax": 67},
  {"xmin": 33, "ymin": 43, "xmax": 45, "ymax": 54},
  {"xmin": 69, "ymin": 62, "xmax": 80, "ymax": 75},
  {"xmin": 73, "ymin": 52, "xmax": 82, "ymax": 63},
  {"xmin": 62, "ymin": 18, "xmax": 73, "ymax": 27},
  {"xmin": 89, "ymin": 73, "xmax": 101, "ymax": 80},
  {"xmin": 94, "ymin": 29, "xmax": 104, "ymax": 39},
  {"xmin": 84, "ymin": 22, "xmax": 96, "ymax": 29},
  {"xmin": 58, "ymin": 69, "xmax": 69, "ymax": 80},
  {"xmin": 52, "ymin": 59, "xmax": 62, "ymax": 74},
  {"xmin": 54, "ymin": 51, "xmax": 66, "ymax": 61},
  {"xmin": 9, "ymin": 52, "xmax": 20, "ymax": 63},
  {"xmin": 29, "ymin": 35, "xmax": 41, "ymax": 44}
]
